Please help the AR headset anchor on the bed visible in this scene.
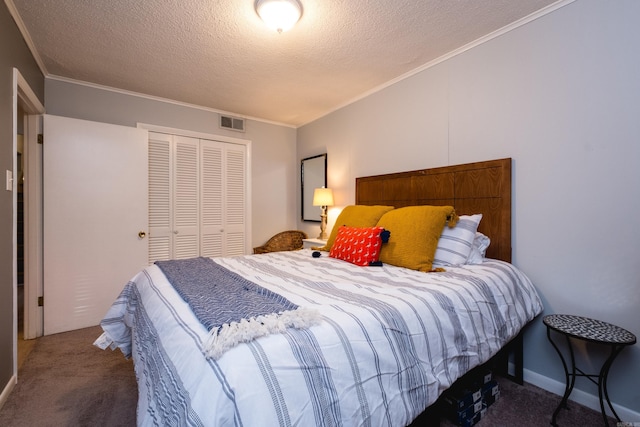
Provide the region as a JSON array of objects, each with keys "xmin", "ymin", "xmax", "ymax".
[{"xmin": 96, "ymin": 158, "xmax": 543, "ymax": 426}]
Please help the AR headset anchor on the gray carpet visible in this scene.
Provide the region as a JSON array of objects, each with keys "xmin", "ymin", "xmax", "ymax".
[
  {"xmin": 0, "ymin": 326, "xmax": 136, "ymax": 427},
  {"xmin": 0, "ymin": 326, "xmax": 616, "ymax": 426}
]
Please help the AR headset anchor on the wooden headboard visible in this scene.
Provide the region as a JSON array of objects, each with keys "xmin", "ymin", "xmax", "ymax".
[{"xmin": 355, "ymin": 158, "xmax": 512, "ymax": 263}]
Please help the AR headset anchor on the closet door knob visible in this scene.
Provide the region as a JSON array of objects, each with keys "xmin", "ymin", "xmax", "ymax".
[{"xmin": 138, "ymin": 231, "xmax": 147, "ymax": 239}]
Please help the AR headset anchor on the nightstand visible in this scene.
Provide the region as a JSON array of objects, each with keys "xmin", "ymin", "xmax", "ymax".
[
  {"xmin": 543, "ymin": 314, "xmax": 636, "ymax": 426},
  {"xmin": 302, "ymin": 238, "xmax": 326, "ymax": 249}
]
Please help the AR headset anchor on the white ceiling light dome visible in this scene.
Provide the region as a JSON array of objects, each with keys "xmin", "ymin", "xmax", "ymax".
[{"xmin": 255, "ymin": 0, "xmax": 303, "ymax": 33}]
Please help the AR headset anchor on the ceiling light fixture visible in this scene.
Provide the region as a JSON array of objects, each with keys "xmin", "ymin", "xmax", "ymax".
[{"xmin": 255, "ymin": 0, "xmax": 303, "ymax": 33}]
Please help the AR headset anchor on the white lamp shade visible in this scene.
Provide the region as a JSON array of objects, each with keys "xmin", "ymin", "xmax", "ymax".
[
  {"xmin": 313, "ymin": 188, "xmax": 334, "ymax": 207},
  {"xmin": 256, "ymin": 0, "xmax": 303, "ymax": 33}
]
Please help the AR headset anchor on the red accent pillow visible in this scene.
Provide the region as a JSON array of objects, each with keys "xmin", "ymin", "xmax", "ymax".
[{"xmin": 329, "ymin": 226, "xmax": 386, "ymax": 266}]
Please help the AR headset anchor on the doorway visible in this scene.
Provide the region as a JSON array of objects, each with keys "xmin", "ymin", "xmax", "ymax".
[
  {"xmin": 15, "ymin": 105, "xmax": 34, "ymax": 369},
  {"xmin": 12, "ymin": 68, "xmax": 45, "ymax": 379}
]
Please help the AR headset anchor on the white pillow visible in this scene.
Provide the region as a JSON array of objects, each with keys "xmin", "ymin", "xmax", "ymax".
[
  {"xmin": 433, "ymin": 214, "xmax": 482, "ymax": 267},
  {"xmin": 466, "ymin": 232, "xmax": 491, "ymax": 264}
]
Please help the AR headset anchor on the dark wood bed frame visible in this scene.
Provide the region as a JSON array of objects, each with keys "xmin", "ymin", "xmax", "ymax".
[{"xmin": 355, "ymin": 157, "xmax": 524, "ymax": 383}]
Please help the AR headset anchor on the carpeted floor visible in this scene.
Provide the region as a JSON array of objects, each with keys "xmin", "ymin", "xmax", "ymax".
[
  {"xmin": 0, "ymin": 326, "xmax": 617, "ymax": 426},
  {"xmin": 0, "ymin": 326, "xmax": 136, "ymax": 427}
]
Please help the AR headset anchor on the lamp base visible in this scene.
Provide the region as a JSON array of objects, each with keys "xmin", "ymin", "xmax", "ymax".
[{"xmin": 318, "ymin": 209, "xmax": 328, "ymax": 240}]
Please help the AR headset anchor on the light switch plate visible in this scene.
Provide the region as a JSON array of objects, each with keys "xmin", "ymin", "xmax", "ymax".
[{"xmin": 6, "ymin": 170, "xmax": 13, "ymax": 191}]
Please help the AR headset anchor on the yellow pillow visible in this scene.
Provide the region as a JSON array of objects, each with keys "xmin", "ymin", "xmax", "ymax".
[
  {"xmin": 376, "ymin": 205, "xmax": 457, "ymax": 272},
  {"xmin": 319, "ymin": 205, "xmax": 394, "ymax": 251}
]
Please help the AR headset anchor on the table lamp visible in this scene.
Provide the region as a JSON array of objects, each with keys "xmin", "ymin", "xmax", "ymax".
[{"xmin": 312, "ymin": 187, "xmax": 334, "ymax": 240}]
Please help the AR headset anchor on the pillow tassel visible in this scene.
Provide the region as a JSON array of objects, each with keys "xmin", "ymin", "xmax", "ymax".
[{"xmin": 446, "ymin": 210, "xmax": 459, "ymax": 228}]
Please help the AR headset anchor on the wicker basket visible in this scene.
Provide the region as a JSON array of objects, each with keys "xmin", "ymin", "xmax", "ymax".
[{"xmin": 253, "ymin": 230, "xmax": 308, "ymax": 254}]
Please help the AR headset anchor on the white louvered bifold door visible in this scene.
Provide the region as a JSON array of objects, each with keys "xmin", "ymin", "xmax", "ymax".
[
  {"xmin": 149, "ymin": 133, "xmax": 247, "ymax": 263},
  {"xmin": 148, "ymin": 133, "xmax": 172, "ymax": 263},
  {"xmin": 224, "ymin": 144, "xmax": 247, "ymax": 256},
  {"xmin": 173, "ymin": 136, "xmax": 200, "ymax": 259},
  {"xmin": 200, "ymin": 140, "xmax": 224, "ymax": 257}
]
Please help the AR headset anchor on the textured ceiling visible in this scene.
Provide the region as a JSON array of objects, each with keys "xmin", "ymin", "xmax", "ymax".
[{"xmin": 9, "ymin": 0, "xmax": 561, "ymax": 127}]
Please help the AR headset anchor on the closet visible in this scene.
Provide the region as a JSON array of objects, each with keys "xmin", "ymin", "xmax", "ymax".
[{"xmin": 148, "ymin": 131, "xmax": 247, "ymax": 263}]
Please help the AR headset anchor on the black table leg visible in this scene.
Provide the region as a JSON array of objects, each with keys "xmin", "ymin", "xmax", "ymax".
[
  {"xmin": 599, "ymin": 345, "xmax": 625, "ymax": 426},
  {"xmin": 547, "ymin": 329, "xmax": 577, "ymax": 426}
]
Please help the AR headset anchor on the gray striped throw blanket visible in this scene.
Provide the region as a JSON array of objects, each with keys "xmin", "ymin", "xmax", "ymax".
[{"xmin": 155, "ymin": 257, "xmax": 320, "ymax": 359}]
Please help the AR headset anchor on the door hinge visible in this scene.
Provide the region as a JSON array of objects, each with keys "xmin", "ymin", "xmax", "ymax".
[
  {"xmin": 37, "ymin": 134, "xmax": 43, "ymax": 145},
  {"xmin": 38, "ymin": 296, "xmax": 44, "ymax": 307}
]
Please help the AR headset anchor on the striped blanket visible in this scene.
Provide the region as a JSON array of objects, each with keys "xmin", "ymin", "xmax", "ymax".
[{"xmin": 97, "ymin": 250, "xmax": 543, "ymax": 426}]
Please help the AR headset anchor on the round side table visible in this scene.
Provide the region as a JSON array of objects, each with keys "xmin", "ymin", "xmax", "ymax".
[{"xmin": 543, "ymin": 314, "xmax": 636, "ymax": 427}]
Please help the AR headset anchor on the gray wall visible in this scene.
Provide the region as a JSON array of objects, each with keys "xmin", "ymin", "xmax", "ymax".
[
  {"xmin": 0, "ymin": 2, "xmax": 44, "ymax": 396},
  {"xmin": 45, "ymin": 79, "xmax": 298, "ymax": 248},
  {"xmin": 4, "ymin": 0, "xmax": 638, "ymax": 417},
  {"xmin": 297, "ymin": 0, "xmax": 640, "ymax": 415}
]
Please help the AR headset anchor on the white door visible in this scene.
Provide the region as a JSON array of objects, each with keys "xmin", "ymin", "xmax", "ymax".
[
  {"xmin": 200, "ymin": 139, "xmax": 224, "ymax": 257},
  {"xmin": 222, "ymin": 143, "xmax": 247, "ymax": 256},
  {"xmin": 173, "ymin": 136, "xmax": 200, "ymax": 259},
  {"xmin": 148, "ymin": 133, "xmax": 200, "ymax": 262},
  {"xmin": 195, "ymin": 139, "xmax": 247, "ymax": 257},
  {"xmin": 200, "ymin": 139, "xmax": 247, "ymax": 257},
  {"xmin": 148, "ymin": 132, "xmax": 172, "ymax": 263},
  {"xmin": 43, "ymin": 115, "xmax": 148, "ymax": 335},
  {"xmin": 147, "ymin": 132, "xmax": 248, "ymax": 262}
]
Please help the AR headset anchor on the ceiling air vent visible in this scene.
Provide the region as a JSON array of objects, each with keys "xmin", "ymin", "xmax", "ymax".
[{"xmin": 220, "ymin": 115, "xmax": 245, "ymax": 132}]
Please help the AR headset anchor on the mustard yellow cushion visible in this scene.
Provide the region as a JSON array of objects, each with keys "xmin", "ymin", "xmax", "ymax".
[
  {"xmin": 319, "ymin": 205, "xmax": 394, "ymax": 251},
  {"xmin": 376, "ymin": 205, "xmax": 457, "ymax": 272}
]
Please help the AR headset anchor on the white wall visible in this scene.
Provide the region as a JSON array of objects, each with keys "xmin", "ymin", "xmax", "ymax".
[
  {"xmin": 297, "ymin": 0, "xmax": 640, "ymax": 415},
  {"xmin": 44, "ymin": 79, "xmax": 298, "ymax": 248}
]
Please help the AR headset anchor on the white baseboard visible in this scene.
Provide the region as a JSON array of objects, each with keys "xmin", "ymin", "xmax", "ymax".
[
  {"xmin": 0, "ymin": 375, "xmax": 17, "ymax": 411},
  {"xmin": 523, "ymin": 368, "xmax": 640, "ymax": 422}
]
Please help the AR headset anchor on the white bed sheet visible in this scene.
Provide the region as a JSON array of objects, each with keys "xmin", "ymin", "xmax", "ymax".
[{"xmin": 99, "ymin": 249, "xmax": 543, "ymax": 427}]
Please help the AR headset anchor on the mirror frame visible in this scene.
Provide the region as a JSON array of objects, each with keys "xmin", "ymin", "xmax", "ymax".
[{"xmin": 301, "ymin": 153, "xmax": 327, "ymax": 222}]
